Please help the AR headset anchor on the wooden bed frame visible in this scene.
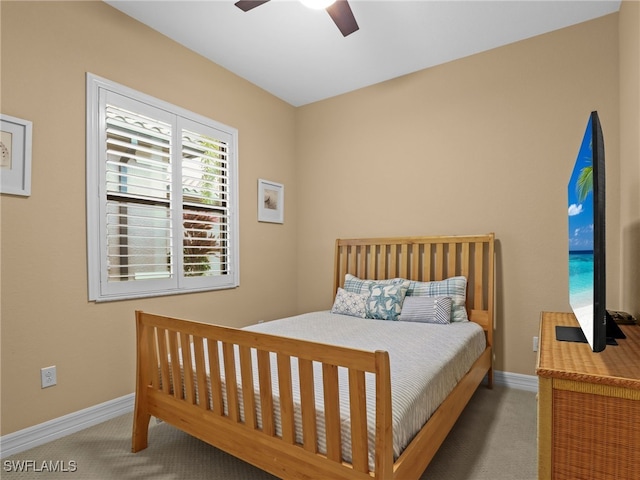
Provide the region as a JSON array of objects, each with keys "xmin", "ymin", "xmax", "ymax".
[{"xmin": 132, "ymin": 233, "xmax": 495, "ymax": 480}]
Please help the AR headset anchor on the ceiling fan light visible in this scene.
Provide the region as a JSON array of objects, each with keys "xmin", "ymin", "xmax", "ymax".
[{"xmin": 300, "ymin": 0, "xmax": 336, "ymax": 10}]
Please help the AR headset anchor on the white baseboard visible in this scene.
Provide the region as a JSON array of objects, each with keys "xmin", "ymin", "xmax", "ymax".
[
  {"xmin": 0, "ymin": 370, "xmax": 538, "ymax": 459},
  {"xmin": 0, "ymin": 393, "xmax": 135, "ymax": 459},
  {"xmin": 493, "ymin": 370, "xmax": 538, "ymax": 392}
]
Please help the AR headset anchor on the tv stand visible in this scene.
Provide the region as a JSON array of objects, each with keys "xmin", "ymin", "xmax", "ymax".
[
  {"xmin": 554, "ymin": 310, "xmax": 626, "ymax": 346},
  {"xmin": 537, "ymin": 312, "xmax": 640, "ymax": 480},
  {"xmin": 555, "ymin": 325, "xmax": 590, "ymax": 343},
  {"xmin": 606, "ymin": 309, "xmax": 627, "ymax": 339}
]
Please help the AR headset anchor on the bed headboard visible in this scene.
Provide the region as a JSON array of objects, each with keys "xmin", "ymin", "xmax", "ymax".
[{"xmin": 333, "ymin": 234, "xmax": 495, "ymax": 346}]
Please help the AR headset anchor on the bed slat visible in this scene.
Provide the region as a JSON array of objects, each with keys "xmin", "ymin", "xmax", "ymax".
[
  {"xmin": 193, "ymin": 336, "xmax": 209, "ymax": 411},
  {"xmin": 474, "ymin": 242, "xmax": 485, "ymax": 311},
  {"xmin": 389, "ymin": 244, "xmax": 398, "ymax": 278},
  {"xmin": 461, "ymin": 242, "xmax": 470, "ymax": 280},
  {"xmin": 157, "ymin": 328, "xmax": 170, "ymax": 394},
  {"xmin": 339, "ymin": 245, "xmax": 348, "ymax": 286},
  {"xmin": 298, "ymin": 358, "xmax": 318, "ymax": 453},
  {"xmin": 359, "ymin": 245, "xmax": 367, "ymax": 277},
  {"xmin": 222, "ymin": 342, "xmax": 240, "ymax": 421},
  {"xmin": 168, "ymin": 331, "xmax": 183, "ymax": 399},
  {"xmin": 277, "ymin": 353, "xmax": 296, "ymax": 443},
  {"xmin": 399, "ymin": 244, "xmax": 408, "ymax": 278},
  {"xmin": 239, "ymin": 345, "xmax": 257, "ymax": 429},
  {"xmin": 149, "ymin": 327, "xmax": 160, "ymax": 390},
  {"xmin": 323, "ymin": 363, "xmax": 342, "ymax": 462},
  {"xmin": 349, "ymin": 369, "xmax": 369, "ymax": 473},
  {"xmin": 368, "ymin": 245, "xmax": 377, "ymax": 279},
  {"xmin": 207, "ymin": 339, "xmax": 224, "ymax": 415},
  {"xmin": 448, "ymin": 242, "xmax": 457, "ymax": 276},
  {"xmin": 379, "ymin": 244, "xmax": 387, "ymax": 279},
  {"xmin": 180, "ymin": 332, "xmax": 195, "ymax": 404},
  {"xmin": 410, "ymin": 243, "xmax": 419, "ymax": 281},
  {"xmin": 423, "ymin": 244, "xmax": 432, "ymax": 282},
  {"xmin": 257, "ymin": 349, "xmax": 275, "ymax": 436},
  {"xmin": 435, "ymin": 243, "xmax": 444, "ymax": 280}
]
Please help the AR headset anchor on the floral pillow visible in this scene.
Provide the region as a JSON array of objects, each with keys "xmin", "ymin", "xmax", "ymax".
[
  {"xmin": 366, "ymin": 281, "xmax": 410, "ymax": 321},
  {"xmin": 331, "ymin": 288, "xmax": 368, "ymax": 318}
]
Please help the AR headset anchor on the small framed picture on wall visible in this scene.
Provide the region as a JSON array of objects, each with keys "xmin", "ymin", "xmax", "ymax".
[
  {"xmin": 258, "ymin": 178, "xmax": 284, "ymax": 224},
  {"xmin": 1, "ymin": 114, "xmax": 33, "ymax": 196}
]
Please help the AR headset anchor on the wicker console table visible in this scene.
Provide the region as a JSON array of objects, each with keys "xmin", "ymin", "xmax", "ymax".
[{"xmin": 536, "ymin": 311, "xmax": 640, "ymax": 480}]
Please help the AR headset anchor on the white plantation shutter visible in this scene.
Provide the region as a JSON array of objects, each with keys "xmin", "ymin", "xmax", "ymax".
[
  {"xmin": 87, "ymin": 74, "xmax": 239, "ymax": 301},
  {"xmin": 105, "ymin": 105, "xmax": 173, "ymax": 283},
  {"xmin": 179, "ymin": 119, "xmax": 236, "ymax": 289}
]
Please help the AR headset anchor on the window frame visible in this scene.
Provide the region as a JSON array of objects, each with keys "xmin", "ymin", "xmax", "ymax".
[{"xmin": 86, "ymin": 73, "xmax": 239, "ymax": 302}]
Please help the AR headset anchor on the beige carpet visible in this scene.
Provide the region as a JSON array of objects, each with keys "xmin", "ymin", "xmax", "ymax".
[{"xmin": 2, "ymin": 385, "xmax": 537, "ymax": 479}]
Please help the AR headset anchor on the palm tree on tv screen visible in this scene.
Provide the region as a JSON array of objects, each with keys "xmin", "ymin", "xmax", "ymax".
[{"xmin": 577, "ymin": 139, "xmax": 593, "ymax": 202}]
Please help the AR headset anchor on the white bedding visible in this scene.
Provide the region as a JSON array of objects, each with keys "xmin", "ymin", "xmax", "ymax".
[
  {"xmin": 182, "ymin": 311, "xmax": 486, "ymax": 469},
  {"xmin": 249, "ymin": 312, "xmax": 485, "ymax": 464}
]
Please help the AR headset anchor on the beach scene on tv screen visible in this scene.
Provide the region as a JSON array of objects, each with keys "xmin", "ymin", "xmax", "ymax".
[{"xmin": 568, "ymin": 116, "xmax": 594, "ymax": 331}]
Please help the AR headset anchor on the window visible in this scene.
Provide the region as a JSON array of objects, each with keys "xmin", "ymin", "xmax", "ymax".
[{"xmin": 86, "ymin": 74, "xmax": 239, "ymax": 301}]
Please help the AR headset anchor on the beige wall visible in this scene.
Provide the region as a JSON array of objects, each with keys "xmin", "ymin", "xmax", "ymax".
[
  {"xmin": 0, "ymin": 1, "xmax": 298, "ymax": 435},
  {"xmin": 619, "ymin": 1, "xmax": 640, "ymax": 318},
  {"xmin": 295, "ymin": 13, "xmax": 621, "ymax": 376},
  {"xmin": 1, "ymin": 1, "xmax": 636, "ymax": 436}
]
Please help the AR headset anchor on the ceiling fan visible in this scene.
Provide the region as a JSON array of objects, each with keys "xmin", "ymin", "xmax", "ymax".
[{"xmin": 234, "ymin": 0, "xmax": 359, "ymax": 37}]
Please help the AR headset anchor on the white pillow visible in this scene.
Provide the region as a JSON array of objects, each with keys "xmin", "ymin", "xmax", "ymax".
[
  {"xmin": 331, "ymin": 288, "xmax": 368, "ymax": 318},
  {"xmin": 398, "ymin": 296, "xmax": 453, "ymax": 324}
]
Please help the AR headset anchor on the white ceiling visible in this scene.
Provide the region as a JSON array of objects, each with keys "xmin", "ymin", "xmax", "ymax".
[{"xmin": 105, "ymin": 0, "xmax": 621, "ymax": 106}]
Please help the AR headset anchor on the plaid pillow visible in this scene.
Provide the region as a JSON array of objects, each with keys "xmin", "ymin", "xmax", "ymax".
[
  {"xmin": 343, "ymin": 274, "xmax": 406, "ymax": 294},
  {"xmin": 406, "ymin": 276, "xmax": 468, "ymax": 322}
]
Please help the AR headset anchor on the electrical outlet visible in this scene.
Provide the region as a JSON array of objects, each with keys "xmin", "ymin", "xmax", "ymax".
[
  {"xmin": 533, "ymin": 336, "xmax": 539, "ymax": 352},
  {"xmin": 41, "ymin": 366, "xmax": 57, "ymax": 388}
]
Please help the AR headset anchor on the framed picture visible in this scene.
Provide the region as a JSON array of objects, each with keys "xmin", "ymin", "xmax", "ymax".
[
  {"xmin": 258, "ymin": 179, "xmax": 284, "ymax": 224},
  {"xmin": 1, "ymin": 114, "xmax": 32, "ymax": 196}
]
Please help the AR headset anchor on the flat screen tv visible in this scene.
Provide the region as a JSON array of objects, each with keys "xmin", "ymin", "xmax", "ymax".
[{"xmin": 558, "ymin": 111, "xmax": 624, "ymax": 352}]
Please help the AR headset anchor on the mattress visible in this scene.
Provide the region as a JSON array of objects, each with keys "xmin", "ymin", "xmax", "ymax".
[{"xmin": 181, "ymin": 311, "xmax": 486, "ymax": 468}]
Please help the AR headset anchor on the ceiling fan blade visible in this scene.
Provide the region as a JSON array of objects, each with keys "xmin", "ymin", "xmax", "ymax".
[
  {"xmin": 326, "ymin": 0, "xmax": 359, "ymax": 37},
  {"xmin": 234, "ymin": 0, "xmax": 270, "ymax": 12}
]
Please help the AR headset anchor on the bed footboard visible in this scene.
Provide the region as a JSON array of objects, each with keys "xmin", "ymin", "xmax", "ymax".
[{"xmin": 132, "ymin": 311, "xmax": 394, "ymax": 480}]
